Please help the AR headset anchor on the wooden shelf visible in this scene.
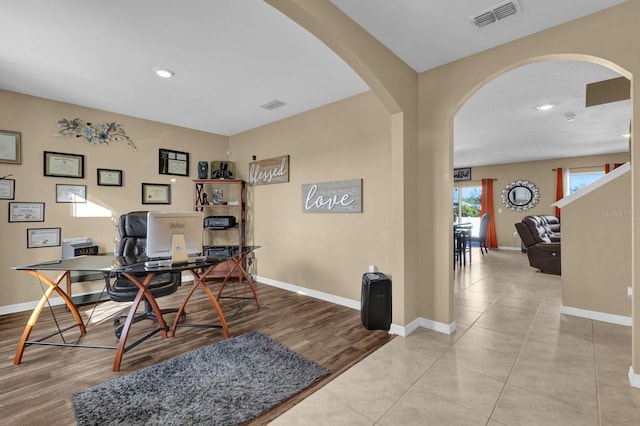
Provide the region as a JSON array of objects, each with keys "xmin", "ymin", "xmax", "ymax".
[{"xmin": 194, "ymin": 179, "xmax": 246, "ymax": 279}]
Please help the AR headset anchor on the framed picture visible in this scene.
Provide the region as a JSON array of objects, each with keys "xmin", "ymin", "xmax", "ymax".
[
  {"xmin": 9, "ymin": 202, "xmax": 45, "ymax": 222},
  {"xmin": 142, "ymin": 183, "xmax": 171, "ymax": 204},
  {"xmin": 453, "ymin": 167, "xmax": 472, "ymax": 182},
  {"xmin": 0, "ymin": 130, "xmax": 21, "ymax": 164},
  {"xmin": 56, "ymin": 184, "xmax": 87, "ymax": 203},
  {"xmin": 44, "ymin": 151, "xmax": 85, "ymax": 178},
  {"xmin": 0, "ymin": 178, "xmax": 15, "ymax": 200},
  {"xmin": 159, "ymin": 148, "xmax": 189, "ymax": 177},
  {"xmin": 27, "ymin": 227, "xmax": 61, "ymax": 248},
  {"xmin": 97, "ymin": 168, "xmax": 123, "ymax": 186}
]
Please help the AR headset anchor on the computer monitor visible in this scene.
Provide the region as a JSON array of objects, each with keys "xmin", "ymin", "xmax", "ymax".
[{"xmin": 146, "ymin": 211, "xmax": 204, "ymax": 261}]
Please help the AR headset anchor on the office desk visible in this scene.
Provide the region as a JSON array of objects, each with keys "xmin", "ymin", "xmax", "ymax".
[
  {"xmin": 12, "ymin": 254, "xmax": 231, "ymax": 371},
  {"xmin": 214, "ymin": 245, "xmax": 261, "ymax": 311}
]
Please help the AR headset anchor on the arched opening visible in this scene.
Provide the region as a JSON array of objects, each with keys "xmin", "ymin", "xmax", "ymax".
[{"xmin": 450, "ymin": 56, "xmax": 632, "ymax": 336}]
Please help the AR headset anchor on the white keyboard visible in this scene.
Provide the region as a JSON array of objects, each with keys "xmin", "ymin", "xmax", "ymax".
[
  {"xmin": 144, "ymin": 259, "xmax": 172, "ymax": 268},
  {"xmin": 144, "ymin": 256, "xmax": 207, "ymax": 268}
]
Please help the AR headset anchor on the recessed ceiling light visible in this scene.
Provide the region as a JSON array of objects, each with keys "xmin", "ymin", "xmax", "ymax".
[
  {"xmin": 154, "ymin": 68, "xmax": 175, "ymax": 78},
  {"xmin": 536, "ymin": 104, "xmax": 555, "ymax": 111},
  {"xmin": 622, "ymin": 132, "xmax": 631, "ymax": 138},
  {"xmin": 564, "ymin": 112, "xmax": 576, "ymax": 122}
]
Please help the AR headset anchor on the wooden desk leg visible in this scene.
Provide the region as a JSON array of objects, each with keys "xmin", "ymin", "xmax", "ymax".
[
  {"xmin": 112, "ymin": 272, "xmax": 169, "ymax": 372},
  {"xmin": 216, "ymin": 256, "xmax": 260, "ymax": 309},
  {"xmin": 14, "ymin": 271, "xmax": 85, "ymax": 365},
  {"xmin": 170, "ymin": 264, "xmax": 230, "ymax": 339},
  {"xmin": 236, "ymin": 260, "xmax": 260, "ymax": 309}
]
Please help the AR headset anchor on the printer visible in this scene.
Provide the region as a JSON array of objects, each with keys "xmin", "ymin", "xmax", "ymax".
[{"xmin": 204, "ymin": 215, "xmax": 236, "ymax": 229}]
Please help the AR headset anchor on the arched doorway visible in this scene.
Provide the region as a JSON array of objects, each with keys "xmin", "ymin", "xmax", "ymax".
[{"xmin": 453, "ymin": 59, "xmax": 630, "ymax": 252}]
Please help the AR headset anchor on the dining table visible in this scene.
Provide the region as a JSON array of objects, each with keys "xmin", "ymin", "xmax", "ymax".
[{"xmin": 453, "ymin": 222, "xmax": 473, "ymax": 269}]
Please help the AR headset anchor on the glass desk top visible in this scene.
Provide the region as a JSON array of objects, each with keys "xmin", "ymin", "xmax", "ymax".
[{"xmin": 13, "ymin": 245, "xmax": 261, "ymax": 273}]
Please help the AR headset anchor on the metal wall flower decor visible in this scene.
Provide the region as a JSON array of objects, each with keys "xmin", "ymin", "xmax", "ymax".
[{"xmin": 55, "ymin": 118, "xmax": 137, "ymax": 150}]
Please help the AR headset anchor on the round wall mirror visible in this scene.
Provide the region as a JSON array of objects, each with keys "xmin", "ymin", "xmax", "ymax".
[{"xmin": 501, "ymin": 180, "xmax": 540, "ymax": 211}]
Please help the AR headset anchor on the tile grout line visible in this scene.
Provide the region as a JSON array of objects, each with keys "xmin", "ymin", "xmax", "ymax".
[
  {"xmin": 592, "ymin": 320, "xmax": 603, "ymax": 426},
  {"xmin": 483, "ymin": 269, "xmax": 547, "ymax": 425}
]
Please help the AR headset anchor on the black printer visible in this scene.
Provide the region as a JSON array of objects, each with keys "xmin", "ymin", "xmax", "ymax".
[{"xmin": 204, "ymin": 215, "xmax": 236, "ymax": 229}]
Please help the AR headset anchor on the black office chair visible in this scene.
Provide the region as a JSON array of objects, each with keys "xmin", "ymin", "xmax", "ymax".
[{"xmin": 108, "ymin": 211, "xmax": 183, "ymax": 338}]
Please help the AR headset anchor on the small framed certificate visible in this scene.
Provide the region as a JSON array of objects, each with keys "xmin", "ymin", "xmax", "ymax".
[
  {"xmin": 56, "ymin": 184, "xmax": 87, "ymax": 203},
  {"xmin": 44, "ymin": 151, "xmax": 85, "ymax": 178},
  {"xmin": 9, "ymin": 202, "xmax": 45, "ymax": 222},
  {"xmin": 0, "ymin": 178, "xmax": 15, "ymax": 200},
  {"xmin": 97, "ymin": 168, "xmax": 123, "ymax": 186},
  {"xmin": 27, "ymin": 227, "xmax": 61, "ymax": 248},
  {"xmin": 159, "ymin": 148, "xmax": 189, "ymax": 177},
  {"xmin": 142, "ymin": 183, "xmax": 171, "ymax": 204},
  {"xmin": 0, "ymin": 130, "xmax": 21, "ymax": 164}
]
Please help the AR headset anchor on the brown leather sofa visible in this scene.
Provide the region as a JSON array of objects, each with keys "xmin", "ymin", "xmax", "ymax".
[{"xmin": 514, "ymin": 215, "xmax": 561, "ymax": 275}]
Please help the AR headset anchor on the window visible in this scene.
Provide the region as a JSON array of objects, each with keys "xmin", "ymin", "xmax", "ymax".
[
  {"xmin": 453, "ymin": 185, "xmax": 481, "ymax": 232},
  {"xmin": 453, "ymin": 187, "xmax": 459, "ymax": 221},
  {"xmin": 569, "ymin": 171, "xmax": 604, "ymax": 195}
]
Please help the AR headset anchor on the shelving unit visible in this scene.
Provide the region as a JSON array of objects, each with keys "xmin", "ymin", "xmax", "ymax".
[{"xmin": 194, "ymin": 179, "xmax": 246, "ymax": 278}]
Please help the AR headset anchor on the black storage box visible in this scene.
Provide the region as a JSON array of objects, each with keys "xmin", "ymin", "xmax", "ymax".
[
  {"xmin": 204, "ymin": 245, "xmax": 239, "ymax": 258},
  {"xmin": 204, "ymin": 215, "xmax": 236, "ymax": 229},
  {"xmin": 361, "ymin": 272, "xmax": 392, "ymax": 330}
]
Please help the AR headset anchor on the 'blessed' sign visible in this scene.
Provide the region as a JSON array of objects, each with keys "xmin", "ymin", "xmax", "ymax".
[
  {"xmin": 248, "ymin": 155, "xmax": 289, "ymax": 186},
  {"xmin": 302, "ymin": 179, "xmax": 362, "ymax": 213}
]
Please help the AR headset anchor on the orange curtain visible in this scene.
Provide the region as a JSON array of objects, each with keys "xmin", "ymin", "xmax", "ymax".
[
  {"xmin": 480, "ymin": 179, "xmax": 498, "ymax": 248},
  {"xmin": 555, "ymin": 168, "xmax": 563, "ymax": 218}
]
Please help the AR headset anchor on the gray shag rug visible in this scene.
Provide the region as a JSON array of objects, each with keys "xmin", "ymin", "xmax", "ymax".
[{"xmin": 72, "ymin": 331, "xmax": 329, "ymax": 425}]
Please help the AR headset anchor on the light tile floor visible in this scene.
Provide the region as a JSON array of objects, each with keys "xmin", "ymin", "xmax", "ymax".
[{"xmin": 270, "ymin": 249, "xmax": 640, "ymax": 425}]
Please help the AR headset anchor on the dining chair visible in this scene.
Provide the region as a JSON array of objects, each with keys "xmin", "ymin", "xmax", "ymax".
[
  {"xmin": 453, "ymin": 223, "xmax": 472, "ymax": 268},
  {"xmin": 476, "ymin": 213, "xmax": 490, "ymax": 255}
]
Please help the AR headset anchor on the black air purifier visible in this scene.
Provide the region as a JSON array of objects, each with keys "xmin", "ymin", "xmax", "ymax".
[{"xmin": 361, "ymin": 272, "xmax": 392, "ymax": 330}]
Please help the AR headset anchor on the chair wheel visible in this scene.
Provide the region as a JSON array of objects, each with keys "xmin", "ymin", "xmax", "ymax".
[
  {"xmin": 113, "ymin": 318, "xmax": 121, "ymax": 326},
  {"xmin": 180, "ymin": 311, "xmax": 187, "ymax": 322}
]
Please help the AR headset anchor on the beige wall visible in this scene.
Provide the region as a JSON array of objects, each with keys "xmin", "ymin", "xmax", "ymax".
[
  {"xmin": 562, "ymin": 169, "xmax": 631, "ymax": 317},
  {"xmin": 0, "ymin": 90, "xmax": 228, "ymax": 308},
  {"xmin": 266, "ymin": 0, "xmax": 421, "ymax": 328},
  {"xmin": 465, "ymin": 153, "xmax": 630, "ymax": 248},
  {"xmin": 230, "ymin": 91, "xmax": 394, "ymax": 310}
]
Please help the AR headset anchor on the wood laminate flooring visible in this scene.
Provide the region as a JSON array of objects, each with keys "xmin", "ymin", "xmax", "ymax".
[{"xmin": 0, "ymin": 280, "xmax": 392, "ymax": 425}]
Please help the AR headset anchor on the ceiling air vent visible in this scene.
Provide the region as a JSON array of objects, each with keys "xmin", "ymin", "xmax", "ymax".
[
  {"xmin": 469, "ymin": 0, "xmax": 521, "ymax": 28},
  {"xmin": 260, "ymin": 99, "xmax": 287, "ymax": 110}
]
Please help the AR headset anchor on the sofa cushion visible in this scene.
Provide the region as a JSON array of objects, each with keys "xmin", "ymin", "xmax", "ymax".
[{"xmin": 522, "ymin": 215, "xmax": 560, "ymax": 244}]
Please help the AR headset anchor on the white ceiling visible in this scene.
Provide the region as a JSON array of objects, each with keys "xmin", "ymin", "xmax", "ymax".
[
  {"xmin": 0, "ymin": 0, "xmax": 630, "ymax": 167},
  {"xmin": 455, "ymin": 60, "xmax": 630, "ymax": 168}
]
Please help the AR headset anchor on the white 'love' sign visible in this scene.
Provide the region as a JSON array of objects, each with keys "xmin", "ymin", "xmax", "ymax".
[{"xmin": 301, "ymin": 179, "xmax": 362, "ymax": 213}]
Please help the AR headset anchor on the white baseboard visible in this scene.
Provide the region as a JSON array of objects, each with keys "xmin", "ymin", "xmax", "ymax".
[
  {"xmin": 629, "ymin": 366, "xmax": 640, "ymax": 388},
  {"xmin": 497, "ymin": 245, "xmax": 525, "ymax": 251},
  {"xmin": 560, "ymin": 305, "xmax": 631, "ymax": 326},
  {"xmin": 0, "ymin": 293, "xmax": 83, "ymax": 316},
  {"xmin": 255, "ymin": 275, "xmax": 454, "ymax": 337},
  {"xmin": 419, "ymin": 317, "xmax": 457, "ymax": 334},
  {"xmin": 256, "ymin": 276, "xmax": 360, "ymax": 310},
  {"xmin": 0, "ymin": 274, "xmax": 195, "ymax": 316}
]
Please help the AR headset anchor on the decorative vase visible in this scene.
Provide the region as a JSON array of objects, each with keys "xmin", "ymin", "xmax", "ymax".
[{"xmin": 198, "ymin": 161, "xmax": 208, "ymax": 179}]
